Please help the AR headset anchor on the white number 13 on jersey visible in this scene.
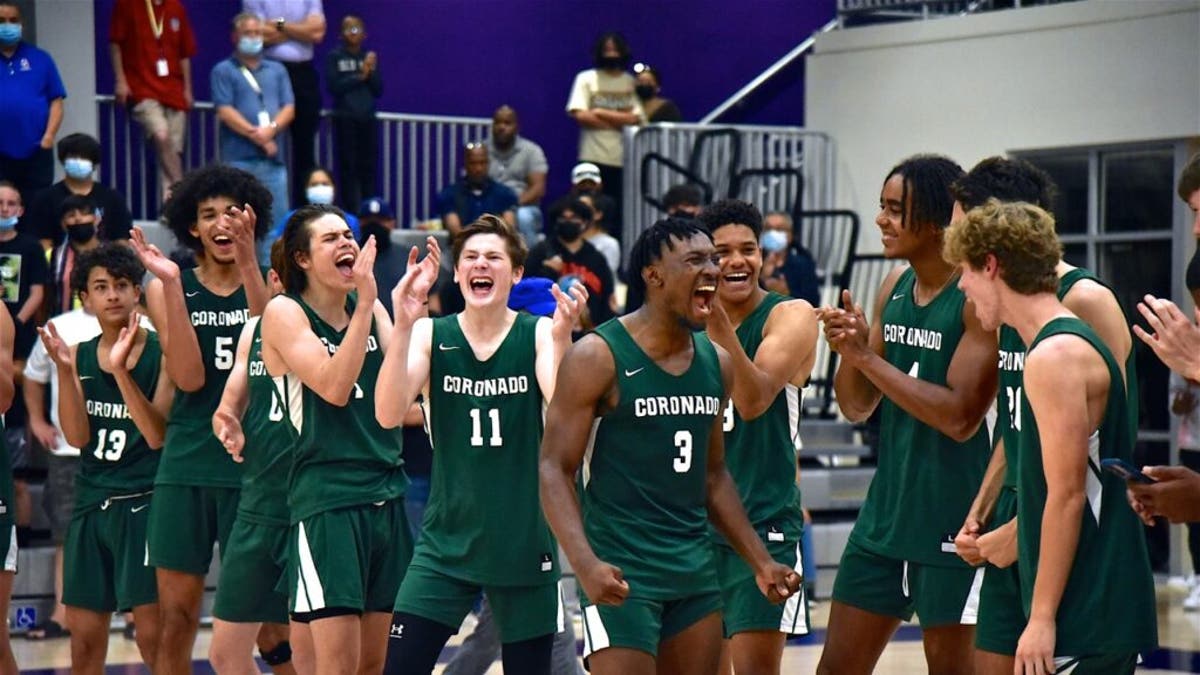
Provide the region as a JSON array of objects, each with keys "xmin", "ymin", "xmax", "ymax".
[{"xmin": 673, "ymin": 430, "xmax": 692, "ymax": 473}]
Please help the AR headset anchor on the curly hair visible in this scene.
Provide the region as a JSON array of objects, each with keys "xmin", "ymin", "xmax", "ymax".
[
  {"xmin": 943, "ymin": 199, "xmax": 1061, "ymax": 295},
  {"xmin": 277, "ymin": 204, "xmax": 347, "ymax": 296},
  {"xmin": 627, "ymin": 217, "xmax": 712, "ymax": 300},
  {"xmin": 951, "ymin": 156, "xmax": 1058, "ymax": 211},
  {"xmin": 452, "ymin": 214, "xmax": 527, "ymax": 269},
  {"xmin": 885, "ymin": 154, "xmax": 963, "ymax": 233},
  {"xmin": 160, "ymin": 165, "xmax": 273, "ymax": 252},
  {"xmin": 698, "ymin": 199, "xmax": 763, "ymax": 237},
  {"xmin": 70, "ymin": 242, "xmax": 146, "ymax": 296}
]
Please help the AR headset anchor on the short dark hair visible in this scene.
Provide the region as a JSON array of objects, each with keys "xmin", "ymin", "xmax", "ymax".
[
  {"xmin": 161, "ymin": 165, "xmax": 273, "ymax": 252},
  {"xmin": 59, "ymin": 194, "xmax": 95, "ymax": 222},
  {"xmin": 663, "ymin": 184, "xmax": 704, "ymax": 211},
  {"xmin": 1179, "ymin": 152, "xmax": 1200, "ymax": 203},
  {"xmin": 0, "ymin": 180, "xmax": 22, "ymax": 204},
  {"xmin": 452, "ymin": 214, "xmax": 527, "ymax": 269},
  {"xmin": 70, "ymin": 243, "xmax": 146, "ymax": 296},
  {"xmin": 627, "ymin": 217, "xmax": 712, "ymax": 301},
  {"xmin": 698, "ymin": 199, "xmax": 763, "ymax": 238},
  {"xmin": 884, "ymin": 154, "xmax": 964, "ymax": 232},
  {"xmin": 951, "ymin": 156, "xmax": 1057, "ymax": 211},
  {"xmin": 277, "ymin": 204, "xmax": 347, "ymax": 295},
  {"xmin": 592, "ymin": 31, "xmax": 631, "ymax": 69},
  {"xmin": 57, "ymin": 133, "xmax": 101, "ymax": 165}
]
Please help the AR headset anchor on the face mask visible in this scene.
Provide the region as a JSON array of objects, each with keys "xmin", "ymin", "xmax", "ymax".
[
  {"xmin": 761, "ymin": 230, "xmax": 789, "ymax": 254},
  {"xmin": 360, "ymin": 221, "xmax": 390, "ymax": 250},
  {"xmin": 67, "ymin": 223, "xmax": 96, "ymax": 244},
  {"xmin": 306, "ymin": 185, "xmax": 334, "ymax": 205},
  {"xmin": 635, "ymin": 85, "xmax": 655, "ymax": 101},
  {"xmin": 63, "ymin": 158, "xmax": 93, "ymax": 180},
  {"xmin": 0, "ymin": 215, "xmax": 16, "ymax": 231},
  {"xmin": 0, "ymin": 23, "xmax": 21, "ymax": 46},
  {"xmin": 238, "ymin": 36, "xmax": 263, "ymax": 56},
  {"xmin": 556, "ymin": 219, "xmax": 584, "ymax": 242},
  {"xmin": 597, "ymin": 56, "xmax": 623, "ymax": 71}
]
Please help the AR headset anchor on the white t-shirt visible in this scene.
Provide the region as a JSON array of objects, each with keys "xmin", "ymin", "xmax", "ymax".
[
  {"xmin": 566, "ymin": 69, "xmax": 644, "ymax": 168},
  {"xmin": 586, "ymin": 231, "xmax": 621, "ymax": 276},
  {"xmin": 1172, "ymin": 371, "xmax": 1200, "ymax": 451}
]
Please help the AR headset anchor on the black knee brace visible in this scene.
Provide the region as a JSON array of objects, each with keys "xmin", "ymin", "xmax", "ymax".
[{"xmin": 260, "ymin": 640, "xmax": 292, "ymax": 666}]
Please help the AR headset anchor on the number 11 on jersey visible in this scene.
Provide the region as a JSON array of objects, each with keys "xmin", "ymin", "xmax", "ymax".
[{"xmin": 469, "ymin": 408, "xmax": 502, "ymax": 447}]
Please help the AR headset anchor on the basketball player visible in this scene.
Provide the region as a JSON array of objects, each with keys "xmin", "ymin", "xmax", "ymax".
[
  {"xmin": 39, "ymin": 245, "xmax": 172, "ymax": 674},
  {"xmin": 131, "ymin": 164, "xmax": 273, "ymax": 675},
  {"xmin": 261, "ymin": 204, "xmax": 435, "ymax": 674},
  {"xmin": 540, "ymin": 218, "xmax": 801, "ymax": 675},
  {"xmin": 816, "ymin": 155, "xmax": 996, "ymax": 675},
  {"xmin": 699, "ymin": 200, "xmax": 817, "ymax": 675},
  {"xmin": 377, "ymin": 214, "xmax": 586, "ymax": 674},
  {"xmin": 945, "ymin": 199, "xmax": 1156, "ymax": 674}
]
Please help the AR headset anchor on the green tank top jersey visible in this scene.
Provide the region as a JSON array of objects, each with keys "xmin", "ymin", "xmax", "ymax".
[
  {"xmin": 849, "ymin": 268, "xmax": 990, "ymax": 567},
  {"xmin": 415, "ymin": 312, "xmax": 558, "ymax": 586},
  {"xmin": 1017, "ymin": 317, "xmax": 1157, "ymax": 655},
  {"xmin": 997, "ymin": 268, "xmax": 1139, "ymax": 490},
  {"xmin": 237, "ymin": 318, "xmax": 292, "ymax": 526},
  {"xmin": 280, "ymin": 294, "xmax": 406, "ymax": 523},
  {"xmin": 158, "ymin": 268, "xmax": 251, "ymax": 488},
  {"xmin": 74, "ymin": 332, "xmax": 162, "ymax": 516},
  {"xmin": 582, "ymin": 319, "xmax": 725, "ymax": 600},
  {"xmin": 711, "ymin": 292, "xmax": 803, "ymax": 546}
]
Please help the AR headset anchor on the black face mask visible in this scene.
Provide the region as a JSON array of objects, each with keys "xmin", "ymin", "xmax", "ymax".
[
  {"xmin": 597, "ymin": 56, "xmax": 624, "ymax": 71},
  {"xmin": 1188, "ymin": 247, "xmax": 1200, "ymax": 294},
  {"xmin": 67, "ymin": 223, "xmax": 96, "ymax": 245},
  {"xmin": 556, "ymin": 220, "xmax": 584, "ymax": 242},
  {"xmin": 360, "ymin": 221, "xmax": 391, "ymax": 251},
  {"xmin": 635, "ymin": 84, "xmax": 655, "ymax": 101}
]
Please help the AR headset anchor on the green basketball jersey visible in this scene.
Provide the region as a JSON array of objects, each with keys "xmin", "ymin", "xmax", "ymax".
[
  {"xmin": 280, "ymin": 294, "xmax": 406, "ymax": 523},
  {"xmin": 414, "ymin": 312, "xmax": 558, "ymax": 586},
  {"xmin": 712, "ymin": 292, "xmax": 803, "ymax": 546},
  {"xmin": 158, "ymin": 268, "xmax": 251, "ymax": 488},
  {"xmin": 849, "ymin": 268, "xmax": 990, "ymax": 567},
  {"xmin": 237, "ymin": 318, "xmax": 292, "ymax": 526},
  {"xmin": 1017, "ymin": 317, "xmax": 1157, "ymax": 655},
  {"xmin": 582, "ymin": 319, "xmax": 725, "ymax": 600},
  {"xmin": 997, "ymin": 267, "xmax": 1139, "ymax": 490},
  {"xmin": 74, "ymin": 331, "xmax": 162, "ymax": 516}
]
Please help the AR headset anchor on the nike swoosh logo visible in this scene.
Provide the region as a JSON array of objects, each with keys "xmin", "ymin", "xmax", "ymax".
[
  {"xmin": 891, "ymin": 293, "xmax": 904, "ymax": 300},
  {"xmin": 438, "ymin": 344, "xmax": 460, "ymax": 351},
  {"xmin": 131, "ymin": 504, "xmax": 148, "ymax": 513},
  {"xmin": 185, "ymin": 291, "xmax": 201, "ymax": 298},
  {"xmin": 624, "ymin": 367, "xmax": 645, "ymax": 377},
  {"xmin": 79, "ymin": 376, "xmax": 94, "ymax": 381}
]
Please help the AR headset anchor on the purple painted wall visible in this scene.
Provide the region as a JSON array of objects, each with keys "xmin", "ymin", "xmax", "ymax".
[{"xmin": 95, "ymin": 0, "xmax": 835, "ymax": 201}]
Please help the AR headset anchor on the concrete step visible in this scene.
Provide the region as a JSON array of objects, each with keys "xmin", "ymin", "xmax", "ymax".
[
  {"xmin": 799, "ymin": 419, "xmax": 872, "ymax": 457},
  {"xmin": 799, "ymin": 466, "xmax": 874, "ymax": 510}
]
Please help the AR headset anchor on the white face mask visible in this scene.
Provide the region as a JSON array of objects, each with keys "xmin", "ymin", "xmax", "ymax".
[{"xmin": 306, "ymin": 184, "xmax": 335, "ymax": 205}]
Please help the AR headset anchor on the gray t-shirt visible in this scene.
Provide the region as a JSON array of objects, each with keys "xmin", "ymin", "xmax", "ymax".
[{"xmin": 486, "ymin": 136, "xmax": 548, "ymax": 199}]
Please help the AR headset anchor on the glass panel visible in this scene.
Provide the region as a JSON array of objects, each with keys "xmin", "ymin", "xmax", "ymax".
[
  {"xmin": 1025, "ymin": 154, "xmax": 1088, "ymax": 235},
  {"xmin": 1102, "ymin": 148, "xmax": 1174, "ymax": 233}
]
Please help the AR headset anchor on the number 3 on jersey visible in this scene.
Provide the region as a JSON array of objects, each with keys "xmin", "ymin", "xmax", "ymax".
[{"xmin": 673, "ymin": 430, "xmax": 692, "ymax": 473}]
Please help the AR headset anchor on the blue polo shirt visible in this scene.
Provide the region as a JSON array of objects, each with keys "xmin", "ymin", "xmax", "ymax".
[
  {"xmin": 435, "ymin": 179, "xmax": 518, "ymax": 223},
  {"xmin": 211, "ymin": 55, "xmax": 294, "ymax": 164},
  {"xmin": 0, "ymin": 42, "xmax": 66, "ymax": 160}
]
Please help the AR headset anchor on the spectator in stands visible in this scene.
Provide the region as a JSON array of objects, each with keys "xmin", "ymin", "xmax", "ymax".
[
  {"xmin": 486, "ymin": 105, "xmax": 547, "ymax": 245},
  {"xmin": 212, "ymin": 12, "xmax": 294, "ymax": 228},
  {"xmin": 47, "ymin": 195, "xmax": 101, "ymax": 317},
  {"xmin": 436, "ymin": 144, "xmax": 517, "ymax": 236},
  {"xmin": 578, "ymin": 193, "xmax": 620, "ymax": 276},
  {"xmin": 548, "ymin": 162, "xmax": 618, "ymax": 237},
  {"xmin": 760, "ymin": 211, "xmax": 820, "ymax": 306},
  {"xmin": 109, "ymin": 0, "xmax": 196, "ymax": 203},
  {"xmin": 262, "ymin": 166, "xmax": 358, "ymax": 259},
  {"xmin": 526, "ymin": 197, "xmax": 614, "ymax": 330},
  {"xmin": 566, "ymin": 31, "xmax": 644, "ymax": 219},
  {"xmin": 326, "ymin": 14, "xmax": 380, "ymax": 213},
  {"xmin": 633, "ymin": 63, "xmax": 682, "ymax": 123},
  {"xmin": 0, "ymin": 1, "xmax": 65, "ymax": 208},
  {"xmin": 358, "ymin": 196, "xmax": 408, "ymax": 317},
  {"xmin": 23, "ymin": 133, "xmax": 134, "ymax": 250},
  {"xmin": 662, "ymin": 183, "xmax": 704, "ymax": 218},
  {"xmin": 244, "ymin": 0, "xmax": 325, "ymax": 205}
]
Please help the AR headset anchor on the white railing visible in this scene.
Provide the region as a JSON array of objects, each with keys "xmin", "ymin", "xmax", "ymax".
[{"xmin": 96, "ymin": 96, "xmax": 490, "ymax": 228}]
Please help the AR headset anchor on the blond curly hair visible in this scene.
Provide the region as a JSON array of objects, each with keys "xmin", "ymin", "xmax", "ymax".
[{"xmin": 943, "ymin": 199, "xmax": 1061, "ymax": 295}]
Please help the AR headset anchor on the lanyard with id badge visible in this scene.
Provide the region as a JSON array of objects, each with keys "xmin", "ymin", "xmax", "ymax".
[
  {"xmin": 239, "ymin": 65, "xmax": 272, "ymax": 129},
  {"xmin": 145, "ymin": 0, "xmax": 169, "ymax": 77}
]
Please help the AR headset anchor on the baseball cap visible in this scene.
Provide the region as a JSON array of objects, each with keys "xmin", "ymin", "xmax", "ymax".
[
  {"xmin": 571, "ymin": 162, "xmax": 602, "ymax": 186},
  {"xmin": 358, "ymin": 197, "xmax": 395, "ymax": 219},
  {"xmin": 508, "ymin": 277, "xmax": 557, "ymax": 317}
]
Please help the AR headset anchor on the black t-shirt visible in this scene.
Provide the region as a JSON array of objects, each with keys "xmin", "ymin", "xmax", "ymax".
[
  {"xmin": 526, "ymin": 238, "xmax": 614, "ymax": 327},
  {"xmin": 22, "ymin": 181, "xmax": 134, "ymax": 245},
  {"xmin": 0, "ymin": 232, "xmax": 49, "ymax": 358}
]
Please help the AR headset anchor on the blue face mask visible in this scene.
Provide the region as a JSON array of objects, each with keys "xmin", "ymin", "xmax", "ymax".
[
  {"xmin": 761, "ymin": 229, "xmax": 789, "ymax": 254},
  {"xmin": 238, "ymin": 36, "xmax": 263, "ymax": 56},
  {"xmin": 0, "ymin": 23, "xmax": 21, "ymax": 46},
  {"xmin": 0, "ymin": 216, "xmax": 17, "ymax": 231},
  {"xmin": 63, "ymin": 158, "xmax": 93, "ymax": 180}
]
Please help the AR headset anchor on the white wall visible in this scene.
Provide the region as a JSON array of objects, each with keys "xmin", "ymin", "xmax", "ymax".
[
  {"xmin": 34, "ymin": 0, "xmax": 97, "ymax": 148},
  {"xmin": 806, "ymin": 0, "xmax": 1200, "ymax": 253}
]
